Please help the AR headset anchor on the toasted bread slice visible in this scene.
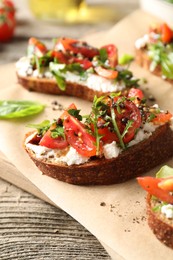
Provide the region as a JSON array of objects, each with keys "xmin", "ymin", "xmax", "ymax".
[
  {"xmin": 147, "ymin": 193, "xmax": 173, "ymax": 249},
  {"xmin": 135, "ymin": 47, "xmax": 173, "ymax": 84},
  {"xmin": 17, "ymin": 73, "xmax": 114, "ymax": 102},
  {"xmin": 24, "ymin": 123, "xmax": 173, "ymax": 185}
]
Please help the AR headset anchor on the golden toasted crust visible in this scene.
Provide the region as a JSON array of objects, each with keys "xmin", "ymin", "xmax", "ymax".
[
  {"xmin": 135, "ymin": 47, "xmax": 173, "ymax": 84},
  {"xmin": 147, "ymin": 194, "xmax": 173, "ymax": 249},
  {"xmin": 17, "ymin": 73, "xmax": 112, "ymax": 102},
  {"xmin": 24, "ymin": 123, "xmax": 173, "ymax": 185}
]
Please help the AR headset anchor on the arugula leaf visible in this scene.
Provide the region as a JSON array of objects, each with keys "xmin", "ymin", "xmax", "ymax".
[
  {"xmin": 51, "ymin": 71, "xmax": 66, "ymax": 91},
  {"xmin": 68, "ymin": 109, "xmax": 82, "ymax": 121},
  {"xmin": 99, "ymin": 48, "xmax": 108, "ymax": 63},
  {"xmin": 0, "ymin": 101, "xmax": 45, "ymax": 119},
  {"xmin": 121, "ymin": 120, "xmax": 133, "ymax": 139},
  {"xmin": 118, "ymin": 54, "xmax": 134, "ymax": 65},
  {"xmin": 27, "ymin": 120, "xmax": 50, "ymax": 135},
  {"xmin": 51, "ymin": 125, "xmax": 65, "ymax": 139}
]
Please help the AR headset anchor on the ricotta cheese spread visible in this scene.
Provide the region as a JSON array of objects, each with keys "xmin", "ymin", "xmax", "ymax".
[
  {"xmin": 161, "ymin": 204, "xmax": 173, "ymax": 219},
  {"xmin": 103, "ymin": 141, "xmax": 121, "ymax": 159},
  {"xmin": 135, "ymin": 34, "xmax": 150, "ymax": 49},
  {"xmin": 16, "ymin": 57, "xmax": 126, "ymax": 93}
]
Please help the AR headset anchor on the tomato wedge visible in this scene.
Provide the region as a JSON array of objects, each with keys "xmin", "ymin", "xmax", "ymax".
[
  {"xmin": 69, "ymin": 57, "xmax": 93, "ymax": 70},
  {"xmin": 152, "ymin": 112, "xmax": 172, "ymax": 125},
  {"xmin": 100, "ymin": 44, "xmax": 118, "ymax": 67},
  {"xmin": 28, "ymin": 37, "xmax": 47, "ymax": 57},
  {"xmin": 51, "ymin": 50, "xmax": 68, "ymax": 64},
  {"xmin": 160, "ymin": 23, "xmax": 173, "ymax": 44},
  {"xmin": 60, "ymin": 103, "xmax": 77, "ymax": 120},
  {"xmin": 128, "ymin": 88, "xmax": 144, "ymax": 105},
  {"xmin": 39, "ymin": 123, "xmax": 68, "ymax": 150},
  {"xmin": 137, "ymin": 176, "xmax": 173, "ymax": 204},
  {"xmin": 158, "ymin": 177, "xmax": 173, "ymax": 192},
  {"xmin": 94, "ymin": 66, "xmax": 118, "ymax": 79},
  {"xmin": 63, "ymin": 115, "xmax": 97, "ymax": 157},
  {"xmin": 114, "ymin": 99, "xmax": 142, "ymax": 143},
  {"xmin": 56, "ymin": 37, "xmax": 99, "ymax": 59}
]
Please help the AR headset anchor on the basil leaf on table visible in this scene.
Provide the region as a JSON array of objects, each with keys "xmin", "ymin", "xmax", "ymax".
[{"xmin": 0, "ymin": 101, "xmax": 45, "ymax": 119}]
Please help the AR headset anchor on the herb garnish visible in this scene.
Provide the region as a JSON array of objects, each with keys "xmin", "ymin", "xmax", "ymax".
[
  {"xmin": 27, "ymin": 120, "xmax": 50, "ymax": 136},
  {"xmin": 0, "ymin": 100, "xmax": 45, "ymax": 119}
]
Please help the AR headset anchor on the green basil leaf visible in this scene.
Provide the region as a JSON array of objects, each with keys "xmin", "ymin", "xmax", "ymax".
[
  {"xmin": 27, "ymin": 120, "xmax": 50, "ymax": 135},
  {"xmin": 0, "ymin": 101, "xmax": 45, "ymax": 119},
  {"xmin": 51, "ymin": 71, "xmax": 66, "ymax": 91},
  {"xmin": 156, "ymin": 165, "xmax": 173, "ymax": 178},
  {"xmin": 118, "ymin": 54, "xmax": 134, "ymax": 65}
]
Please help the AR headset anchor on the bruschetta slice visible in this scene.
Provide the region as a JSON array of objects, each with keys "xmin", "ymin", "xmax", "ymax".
[
  {"xmin": 16, "ymin": 37, "xmax": 140, "ymax": 101},
  {"xmin": 24, "ymin": 90, "xmax": 173, "ymax": 185},
  {"xmin": 135, "ymin": 23, "xmax": 173, "ymax": 83},
  {"xmin": 137, "ymin": 165, "xmax": 173, "ymax": 249}
]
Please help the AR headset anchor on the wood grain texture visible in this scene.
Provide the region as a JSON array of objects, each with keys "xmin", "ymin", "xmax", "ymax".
[{"xmin": 0, "ymin": 178, "xmax": 111, "ymax": 260}]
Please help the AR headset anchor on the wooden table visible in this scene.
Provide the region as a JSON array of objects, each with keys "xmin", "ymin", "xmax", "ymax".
[{"xmin": 0, "ymin": 1, "xmax": 139, "ymax": 259}]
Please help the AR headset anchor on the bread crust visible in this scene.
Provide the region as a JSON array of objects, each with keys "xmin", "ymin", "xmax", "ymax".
[
  {"xmin": 147, "ymin": 194, "xmax": 173, "ymax": 249},
  {"xmin": 24, "ymin": 123, "xmax": 173, "ymax": 185},
  {"xmin": 135, "ymin": 47, "xmax": 173, "ymax": 84},
  {"xmin": 17, "ymin": 73, "xmax": 114, "ymax": 102}
]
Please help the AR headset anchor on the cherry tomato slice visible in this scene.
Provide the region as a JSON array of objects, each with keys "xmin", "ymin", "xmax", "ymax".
[
  {"xmin": 152, "ymin": 112, "xmax": 172, "ymax": 125},
  {"xmin": 160, "ymin": 23, "xmax": 173, "ymax": 44},
  {"xmin": 0, "ymin": 11, "xmax": 15, "ymax": 42},
  {"xmin": 51, "ymin": 50, "xmax": 68, "ymax": 64},
  {"xmin": 137, "ymin": 176, "xmax": 173, "ymax": 204},
  {"xmin": 100, "ymin": 44, "xmax": 118, "ymax": 67},
  {"xmin": 128, "ymin": 88, "xmax": 144, "ymax": 105},
  {"xmin": 114, "ymin": 99, "xmax": 142, "ymax": 143},
  {"xmin": 63, "ymin": 115, "xmax": 97, "ymax": 157},
  {"xmin": 39, "ymin": 124, "xmax": 68, "ymax": 150},
  {"xmin": 28, "ymin": 37, "xmax": 47, "ymax": 57},
  {"xmin": 94, "ymin": 66, "xmax": 118, "ymax": 79},
  {"xmin": 158, "ymin": 177, "xmax": 173, "ymax": 192},
  {"xmin": 60, "ymin": 103, "xmax": 77, "ymax": 120},
  {"xmin": 56, "ymin": 37, "xmax": 99, "ymax": 59},
  {"xmin": 69, "ymin": 57, "xmax": 93, "ymax": 70}
]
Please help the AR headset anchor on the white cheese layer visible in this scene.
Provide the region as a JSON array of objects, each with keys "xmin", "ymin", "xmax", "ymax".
[
  {"xmin": 161, "ymin": 204, "xmax": 173, "ymax": 219},
  {"xmin": 135, "ymin": 34, "xmax": 150, "ymax": 49},
  {"xmin": 16, "ymin": 57, "xmax": 126, "ymax": 93},
  {"xmin": 103, "ymin": 141, "xmax": 121, "ymax": 159}
]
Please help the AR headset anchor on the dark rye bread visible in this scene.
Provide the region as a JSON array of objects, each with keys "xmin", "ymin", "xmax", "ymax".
[
  {"xmin": 146, "ymin": 194, "xmax": 173, "ymax": 249},
  {"xmin": 135, "ymin": 48, "xmax": 173, "ymax": 84},
  {"xmin": 17, "ymin": 73, "xmax": 115, "ymax": 102},
  {"xmin": 24, "ymin": 123, "xmax": 173, "ymax": 185}
]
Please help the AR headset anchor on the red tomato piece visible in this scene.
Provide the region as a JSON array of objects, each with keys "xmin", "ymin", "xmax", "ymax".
[
  {"xmin": 60, "ymin": 103, "xmax": 77, "ymax": 120},
  {"xmin": 1, "ymin": 0, "xmax": 15, "ymax": 16},
  {"xmin": 137, "ymin": 176, "xmax": 173, "ymax": 204},
  {"xmin": 158, "ymin": 177, "xmax": 173, "ymax": 192},
  {"xmin": 39, "ymin": 124, "xmax": 68, "ymax": 150},
  {"xmin": 51, "ymin": 50, "xmax": 68, "ymax": 64},
  {"xmin": 55, "ymin": 37, "xmax": 99, "ymax": 59},
  {"xmin": 152, "ymin": 112, "xmax": 172, "ymax": 125},
  {"xmin": 160, "ymin": 23, "xmax": 173, "ymax": 44},
  {"xmin": 114, "ymin": 99, "xmax": 142, "ymax": 143},
  {"xmin": 100, "ymin": 44, "xmax": 118, "ymax": 67},
  {"xmin": 94, "ymin": 66, "xmax": 118, "ymax": 79},
  {"xmin": 69, "ymin": 57, "xmax": 93, "ymax": 70},
  {"xmin": 28, "ymin": 37, "xmax": 47, "ymax": 57},
  {"xmin": 0, "ymin": 11, "xmax": 15, "ymax": 42},
  {"xmin": 63, "ymin": 115, "xmax": 97, "ymax": 157},
  {"xmin": 128, "ymin": 88, "xmax": 144, "ymax": 105}
]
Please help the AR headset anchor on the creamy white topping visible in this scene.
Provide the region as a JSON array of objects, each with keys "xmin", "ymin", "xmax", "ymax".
[
  {"xmin": 128, "ymin": 122, "xmax": 158, "ymax": 147},
  {"xmin": 161, "ymin": 204, "xmax": 173, "ymax": 219},
  {"xmin": 103, "ymin": 141, "xmax": 121, "ymax": 159},
  {"xmin": 16, "ymin": 57, "xmax": 125, "ymax": 93},
  {"xmin": 135, "ymin": 34, "xmax": 150, "ymax": 49}
]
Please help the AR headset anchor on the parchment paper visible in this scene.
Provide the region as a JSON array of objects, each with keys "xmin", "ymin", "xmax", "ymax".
[{"xmin": 1, "ymin": 10, "xmax": 173, "ymax": 259}]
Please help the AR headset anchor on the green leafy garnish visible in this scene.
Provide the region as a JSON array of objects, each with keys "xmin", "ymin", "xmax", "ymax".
[
  {"xmin": 27, "ymin": 120, "xmax": 50, "ymax": 136},
  {"xmin": 156, "ymin": 165, "xmax": 173, "ymax": 178},
  {"xmin": 68, "ymin": 109, "xmax": 82, "ymax": 121},
  {"xmin": 51, "ymin": 71, "xmax": 66, "ymax": 91},
  {"xmin": 118, "ymin": 54, "xmax": 134, "ymax": 65},
  {"xmin": 148, "ymin": 42, "xmax": 173, "ymax": 79},
  {"xmin": 0, "ymin": 100, "xmax": 45, "ymax": 119},
  {"xmin": 116, "ymin": 68, "xmax": 139, "ymax": 88},
  {"xmin": 51, "ymin": 125, "xmax": 65, "ymax": 139},
  {"xmin": 99, "ymin": 48, "xmax": 108, "ymax": 63}
]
